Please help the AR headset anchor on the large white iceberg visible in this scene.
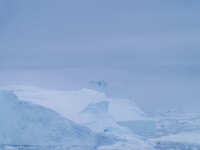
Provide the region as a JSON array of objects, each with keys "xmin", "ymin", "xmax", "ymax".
[
  {"xmin": 0, "ymin": 85, "xmax": 154, "ymax": 150},
  {"xmin": 0, "ymin": 90, "xmax": 113, "ymax": 148},
  {"xmin": 2, "ymin": 85, "xmax": 147, "ymax": 123}
]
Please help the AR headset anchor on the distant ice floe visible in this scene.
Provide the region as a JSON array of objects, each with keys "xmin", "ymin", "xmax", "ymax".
[
  {"xmin": 152, "ymin": 131, "xmax": 200, "ymax": 144},
  {"xmin": 150, "ymin": 132, "xmax": 200, "ymax": 150}
]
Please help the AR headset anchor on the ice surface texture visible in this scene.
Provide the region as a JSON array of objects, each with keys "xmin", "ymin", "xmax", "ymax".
[{"xmin": 0, "ymin": 91, "xmax": 114, "ymax": 147}]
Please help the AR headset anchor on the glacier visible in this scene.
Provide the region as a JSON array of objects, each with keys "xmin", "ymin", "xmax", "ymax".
[
  {"xmin": 0, "ymin": 90, "xmax": 116, "ymax": 149},
  {"xmin": 0, "ymin": 86, "xmax": 155, "ymax": 150},
  {"xmin": 2, "ymin": 85, "xmax": 147, "ymax": 123},
  {"xmin": 1, "ymin": 85, "xmax": 200, "ymax": 150}
]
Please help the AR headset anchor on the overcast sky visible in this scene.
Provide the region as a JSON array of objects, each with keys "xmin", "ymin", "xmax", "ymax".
[{"xmin": 0, "ymin": 0, "xmax": 200, "ymax": 112}]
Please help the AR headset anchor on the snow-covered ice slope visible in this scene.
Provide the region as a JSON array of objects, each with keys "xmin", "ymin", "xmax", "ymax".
[
  {"xmin": 79, "ymin": 101, "xmax": 121, "ymax": 133},
  {"xmin": 79, "ymin": 100, "xmax": 133, "ymax": 137},
  {"xmin": 108, "ymin": 98, "xmax": 146, "ymax": 122},
  {"xmin": 0, "ymin": 90, "xmax": 109, "ymax": 147},
  {"xmin": 76, "ymin": 97, "xmax": 155, "ymax": 150},
  {"xmin": 0, "ymin": 86, "xmax": 154, "ymax": 150},
  {"xmin": 2, "ymin": 85, "xmax": 147, "ymax": 123}
]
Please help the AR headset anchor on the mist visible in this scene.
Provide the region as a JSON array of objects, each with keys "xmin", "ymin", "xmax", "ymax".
[{"xmin": 1, "ymin": 0, "xmax": 200, "ymax": 113}]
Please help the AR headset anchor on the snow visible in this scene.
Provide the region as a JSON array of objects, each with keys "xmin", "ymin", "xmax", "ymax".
[
  {"xmin": 108, "ymin": 98, "xmax": 146, "ymax": 122},
  {"xmin": 79, "ymin": 101, "xmax": 120, "ymax": 133},
  {"xmin": 151, "ymin": 132, "xmax": 200, "ymax": 145},
  {"xmin": 2, "ymin": 86, "xmax": 200, "ymax": 149},
  {"xmin": 2, "ymin": 85, "xmax": 147, "ymax": 123},
  {"xmin": 118, "ymin": 120, "xmax": 157, "ymax": 138},
  {"xmin": 79, "ymin": 101, "xmax": 135, "ymax": 137},
  {"xmin": 77, "ymin": 99, "xmax": 154, "ymax": 150},
  {"xmin": 0, "ymin": 86, "xmax": 155, "ymax": 150},
  {"xmin": 0, "ymin": 90, "xmax": 110, "ymax": 147},
  {"xmin": 97, "ymin": 140, "xmax": 153, "ymax": 150},
  {"xmin": 148, "ymin": 112, "xmax": 200, "ymax": 149}
]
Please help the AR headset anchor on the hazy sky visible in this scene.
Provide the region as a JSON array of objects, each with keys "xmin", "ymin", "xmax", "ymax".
[{"xmin": 0, "ymin": 0, "xmax": 200, "ymax": 112}]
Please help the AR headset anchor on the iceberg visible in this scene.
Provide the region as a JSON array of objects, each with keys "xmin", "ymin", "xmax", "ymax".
[
  {"xmin": 0, "ymin": 85, "xmax": 154, "ymax": 150},
  {"xmin": 2, "ymin": 85, "xmax": 147, "ymax": 123},
  {"xmin": 0, "ymin": 90, "xmax": 113, "ymax": 148}
]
